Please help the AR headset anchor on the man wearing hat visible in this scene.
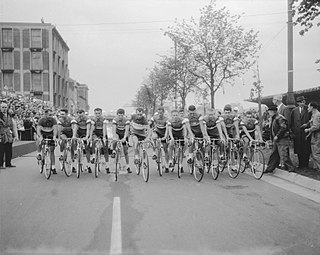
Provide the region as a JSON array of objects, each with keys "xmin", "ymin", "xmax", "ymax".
[
  {"xmin": 272, "ymin": 94, "xmax": 291, "ymax": 126},
  {"xmin": 265, "ymin": 105, "xmax": 295, "ymax": 173},
  {"xmin": 290, "ymin": 95, "xmax": 311, "ymax": 168}
]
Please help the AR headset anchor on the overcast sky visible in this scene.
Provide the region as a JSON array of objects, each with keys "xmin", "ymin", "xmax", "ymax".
[{"xmin": 1, "ymin": 0, "xmax": 319, "ymax": 113}]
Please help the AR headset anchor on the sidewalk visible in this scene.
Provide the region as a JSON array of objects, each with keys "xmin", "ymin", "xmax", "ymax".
[{"xmin": 264, "ymin": 167, "xmax": 320, "ymax": 193}]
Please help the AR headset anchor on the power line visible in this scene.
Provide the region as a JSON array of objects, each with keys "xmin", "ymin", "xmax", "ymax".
[{"xmin": 259, "ymin": 24, "xmax": 287, "ymax": 55}]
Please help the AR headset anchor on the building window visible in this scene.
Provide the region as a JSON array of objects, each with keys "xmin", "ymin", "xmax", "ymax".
[
  {"xmin": 31, "ymin": 29, "xmax": 42, "ymax": 48},
  {"xmin": 2, "ymin": 51, "xmax": 14, "ymax": 70},
  {"xmin": 1, "ymin": 28, "xmax": 13, "ymax": 48},
  {"xmin": 31, "ymin": 52, "xmax": 42, "ymax": 70},
  {"xmin": 3, "ymin": 72, "xmax": 14, "ymax": 92},
  {"xmin": 31, "ymin": 73, "xmax": 42, "ymax": 92}
]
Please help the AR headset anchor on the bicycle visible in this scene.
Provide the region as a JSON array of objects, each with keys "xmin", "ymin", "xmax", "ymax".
[
  {"xmin": 38, "ymin": 138, "xmax": 55, "ymax": 180},
  {"xmin": 154, "ymin": 137, "xmax": 166, "ymax": 177},
  {"xmin": 92, "ymin": 138, "xmax": 104, "ymax": 178},
  {"xmin": 219, "ymin": 138, "xmax": 241, "ymax": 178},
  {"xmin": 60, "ymin": 138, "xmax": 74, "ymax": 177},
  {"xmin": 134, "ymin": 139, "xmax": 151, "ymax": 182},
  {"xmin": 171, "ymin": 138, "xmax": 185, "ymax": 178},
  {"xmin": 204, "ymin": 138, "xmax": 223, "ymax": 180},
  {"xmin": 187, "ymin": 138, "xmax": 205, "ymax": 182},
  {"xmin": 74, "ymin": 138, "xmax": 85, "ymax": 178},
  {"xmin": 239, "ymin": 140, "xmax": 266, "ymax": 180},
  {"xmin": 113, "ymin": 139, "xmax": 127, "ymax": 181}
]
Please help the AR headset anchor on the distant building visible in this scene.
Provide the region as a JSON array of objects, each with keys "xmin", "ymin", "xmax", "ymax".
[
  {"xmin": 76, "ymin": 83, "xmax": 89, "ymax": 113},
  {"xmin": 0, "ymin": 22, "xmax": 69, "ymax": 108}
]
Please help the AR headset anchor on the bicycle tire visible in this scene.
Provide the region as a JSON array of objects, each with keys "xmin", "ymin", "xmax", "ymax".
[
  {"xmin": 44, "ymin": 150, "xmax": 52, "ymax": 180},
  {"xmin": 171, "ymin": 146, "xmax": 176, "ymax": 172},
  {"xmin": 142, "ymin": 150, "xmax": 149, "ymax": 182},
  {"xmin": 227, "ymin": 149, "xmax": 240, "ymax": 179},
  {"xmin": 251, "ymin": 149, "xmax": 265, "ymax": 180},
  {"xmin": 177, "ymin": 147, "xmax": 182, "ymax": 178},
  {"xmin": 194, "ymin": 151, "xmax": 204, "ymax": 182},
  {"xmin": 115, "ymin": 151, "xmax": 119, "ymax": 181},
  {"xmin": 238, "ymin": 147, "xmax": 247, "ymax": 173},
  {"xmin": 63, "ymin": 148, "xmax": 73, "ymax": 177},
  {"xmin": 157, "ymin": 144, "xmax": 163, "ymax": 176},
  {"xmin": 211, "ymin": 147, "xmax": 219, "ymax": 180},
  {"xmin": 94, "ymin": 149, "xmax": 100, "ymax": 178},
  {"xmin": 39, "ymin": 158, "xmax": 44, "ymax": 174}
]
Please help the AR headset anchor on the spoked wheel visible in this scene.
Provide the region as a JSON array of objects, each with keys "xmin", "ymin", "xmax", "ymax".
[
  {"xmin": 76, "ymin": 149, "xmax": 82, "ymax": 179},
  {"xmin": 239, "ymin": 147, "xmax": 248, "ymax": 173},
  {"xmin": 94, "ymin": 150, "xmax": 100, "ymax": 178},
  {"xmin": 141, "ymin": 150, "xmax": 149, "ymax": 182},
  {"xmin": 39, "ymin": 158, "xmax": 44, "ymax": 174},
  {"xmin": 115, "ymin": 152, "xmax": 120, "ymax": 181},
  {"xmin": 227, "ymin": 149, "xmax": 240, "ymax": 179},
  {"xmin": 44, "ymin": 151, "xmax": 52, "ymax": 180},
  {"xmin": 211, "ymin": 149, "xmax": 219, "ymax": 180},
  {"xmin": 156, "ymin": 147, "xmax": 163, "ymax": 176},
  {"xmin": 251, "ymin": 149, "xmax": 265, "ymax": 180},
  {"xmin": 135, "ymin": 153, "xmax": 141, "ymax": 175},
  {"xmin": 193, "ymin": 151, "xmax": 204, "ymax": 182},
  {"xmin": 177, "ymin": 147, "xmax": 182, "ymax": 178},
  {"xmin": 63, "ymin": 149, "xmax": 73, "ymax": 177}
]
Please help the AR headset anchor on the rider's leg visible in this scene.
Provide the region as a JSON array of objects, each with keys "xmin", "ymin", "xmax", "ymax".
[
  {"xmin": 132, "ymin": 135, "xmax": 139, "ymax": 164},
  {"xmin": 151, "ymin": 131, "xmax": 158, "ymax": 160}
]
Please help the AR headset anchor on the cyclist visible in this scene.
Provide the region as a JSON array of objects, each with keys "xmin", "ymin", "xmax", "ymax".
[
  {"xmin": 167, "ymin": 109, "xmax": 187, "ymax": 173},
  {"xmin": 184, "ymin": 105, "xmax": 205, "ymax": 165},
  {"xmin": 239, "ymin": 110, "xmax": 263, "ymax": 160},
  {"xmin": 199, "ymin": 108, "xmax": 226, "ymax": 162},
  {"xmin": 221, "ymin": 104, "xmax": 240, "ymax": 141},
  {"xmin": 149, "ymin": 106, "xmax": 169, "ymax": 171},
  {"xmin": 71, "ymin": 109, "xmax": 92, "ymax": 172},
  {"xmin": 90, "ymin": 108, "xmax": 110, "ymax": 173},
  {"xmin": 57, "ymin": 109, "xmax": 76, "ymax": 166},
  {"xmin": 36, "ymin": 108, "xmax": 58, "ymax": 174},
  {"xmin": 129, "ymin": 107, "xmax": 151, "ymax": 165},
  {"xmin": 111, "ymin": 108, "xmax": 132, "ymax": 173}
]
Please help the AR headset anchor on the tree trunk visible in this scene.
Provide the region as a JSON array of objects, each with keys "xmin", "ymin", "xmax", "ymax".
[{"xmin": 210, "ymin": 89, "xmax": 215, "ymax": 109}]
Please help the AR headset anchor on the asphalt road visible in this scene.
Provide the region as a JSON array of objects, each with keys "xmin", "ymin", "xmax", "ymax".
[{"xmin": 1, "ymin": 150, "xmax": 320, "ymax": 255}]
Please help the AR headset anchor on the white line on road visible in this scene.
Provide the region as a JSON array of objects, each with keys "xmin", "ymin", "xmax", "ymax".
[{"xmin": 110, "ymin": 197, "xmax": 122, "ymax": 255}]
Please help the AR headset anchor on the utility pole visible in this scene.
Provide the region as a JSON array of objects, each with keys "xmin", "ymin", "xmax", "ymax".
[
  {"xmin": 174, "ymin": 39, "xmax": 178, "ymax": 109},
  {"xmin": 287, "ymin": 0, "xmax": 295, "ymax": 106}
]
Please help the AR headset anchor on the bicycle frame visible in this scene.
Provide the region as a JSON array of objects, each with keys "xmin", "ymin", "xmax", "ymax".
[{"xmin": 38, "ymin": 138, "xmax": 54, "ymax": 180}]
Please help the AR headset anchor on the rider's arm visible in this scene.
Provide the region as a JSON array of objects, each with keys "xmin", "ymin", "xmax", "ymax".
[
  {"xmin": 103, "ymin": 120, "xmax": 108, "ymax": 140},
  {"xmin": 220, "ymin": 120, "xmax": 230, "ymax": 140},
  {"xmin": 199, "ymin": 117, "xmax": 208, "ymax": 138},
  {"xmin": 52, "ymin": 124, "xmax": 58, "ymax": 140},
  {"xmin": 255, "ymin": 124, "xmax": 263, "ymax": 141},
  {"xmin": 242, "ymin": 125, "xmax": 254, "ymax": 142},
  {"xmin": 217, "ymin": 122, "xmax": 225, "ymax": 142},
  {"xmin": 184, "ymin": 119, "xmax": 194, "ymax": 139},
  {"xmin": 112, "ymin": 121, "xmax": 117, "ymax": 140},
  {"xmin": 234, "ymin": 119, "xmax": 240, "ymax": 139},
  {"xmin": 167, "ymin": 124, "xmax": 174, "ymax": 140},
  {"xmin": 71, "ymin": 123, "xmax": 78, "ymax": 138}
]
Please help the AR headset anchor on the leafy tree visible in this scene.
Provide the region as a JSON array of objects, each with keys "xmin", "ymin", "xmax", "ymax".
[{"xmin": 165, "ymin": 1, "xmax": 260, "ymax": 108}]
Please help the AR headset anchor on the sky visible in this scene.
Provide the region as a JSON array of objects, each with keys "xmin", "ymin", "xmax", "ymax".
[{"xmin": 1, "ymin": 0, "xmax": 319, "ymax": 113}]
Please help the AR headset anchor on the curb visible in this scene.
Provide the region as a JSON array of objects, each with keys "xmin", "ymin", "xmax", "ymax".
[
  {"xmin": 12, "ymin": 141, "xmax": 36, "ymax": 159},
  {"xmin": 270, "ymin": 168, "xmax": 320, "ymax": 193}
]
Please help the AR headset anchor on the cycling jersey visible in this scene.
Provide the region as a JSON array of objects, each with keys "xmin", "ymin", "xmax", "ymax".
[
  {"xmin": 185, "ymin": 112, "xmax": 202, "ymax": 137},
  {"xmin": 71, "ymin": 116, "xmax": 91, "ymax": 137},
  {"xmin": 91, "ymin": 116, "xmax": 108, "ymax": 138},
  {"xmin": 58, "ymin": 116, "xmax": 73, "ymax": 137},
  {"xmin": 130, "ymin": 114, "xmax": 148, "ymax": 137},
  {"xmin": 201, "ymin": 115, "xmax": 222, "ymax": 138},
  {"xmin": 221, "ymin": 113, "xmax": 239, "ymax": 137},
  {"xmin": 38, "ymin": 116, "xmax": 57, "ymax": 132},
  {"xmin": 112, "ymin": 116, "xmax": 130, "ymax": 138},
  {"xmin": 240, "ymin": 117, "xmax": 259, "ymax": 139},
  {"xmin": 150, "ymin": 114, "xmax": 168, "ymax": 137},
  {"xmin": 167, "ymin": 116, "xmax": 185, "ymax": 138}
]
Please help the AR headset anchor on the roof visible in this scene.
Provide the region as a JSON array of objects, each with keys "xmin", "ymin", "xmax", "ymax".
[{"xmin": 247, "ymin": 86, "xmax": 320, "ymax": 106}]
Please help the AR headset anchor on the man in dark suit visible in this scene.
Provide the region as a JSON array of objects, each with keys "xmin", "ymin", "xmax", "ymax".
[
  {"xmin": 265, "ymin": 105, "xmax": 295, "ymax": 173},
  {"xmin": 290, "ymin": 96, "xmax": 311, "ymax": 168}
]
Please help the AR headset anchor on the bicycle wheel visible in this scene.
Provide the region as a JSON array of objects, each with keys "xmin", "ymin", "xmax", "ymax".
[
  {"xmin": 63, "ymin": 148, "xmax": 73, "ymax": 177},
  {"xmin": 44, "ymin": 150, "xmax": 52, "ymax": 180},
  {"xmin": 251, "ymin": 149, "xmax": 265, "ymax": 180},
  {"xmin": 211, "ymin": 148, "xmax": 219, "ymax": 180},
  {"xmin": 156, "ymin": 145, "xmax": 163, "ymax": 176},
  {"xmin": 238, "ymin": 147, "xmax": 247, "ymax": 173},
  {"xmin": 142, "ymin": 150, "xmax": 149, "ymax": 182},
  {"xmin": 135, "ymin": 145, "xmax": 142, "ymax": 175},
  {"xmin": 227, "ymin": 149, "xmax": 240, "ymax": 179},
  {"xmin": 115, "ymin": 151, "xmax": 119, "ymax": 181},
  {"xmin": 193, "ymin": 151, "xmax": 204, "ymax": 182},
  {"xmin": 177, "ymin": 147, "xmax": 182, "ymax": 178},
  {"xmin": 94, "ymin": 149, "xmax": 100, "ymax": 178},
  {"xmin": 39, "ymin": 157, "xmax": 44, "ymax": 174}
]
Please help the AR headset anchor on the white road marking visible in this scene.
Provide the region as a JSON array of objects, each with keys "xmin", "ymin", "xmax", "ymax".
[{"xmin": 110, "ymin": 197, "xmax": 122, "ymax": 255}]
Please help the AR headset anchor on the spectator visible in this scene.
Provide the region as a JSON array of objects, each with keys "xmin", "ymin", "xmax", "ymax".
[
  {"xmin": 290, "ymin": 96, "xmax": 311, "ymax": 168},
  {"xmin": 265, "ymin": 105, "xmax": 295, "ymax": 173},
  {"xmin": 304, "ymin": 102, "xmax": 320, "ymax": 171},
  {"xmin": 272, "ymin": 94, "xmax": 291, "ymax": 126},
  {"xmin": 0, "ymin": 102, "xmax": 18, "ymax": 169}
]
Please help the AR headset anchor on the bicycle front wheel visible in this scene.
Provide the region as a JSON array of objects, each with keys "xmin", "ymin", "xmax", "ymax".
[
  {"xmin": 39, "ymin": 158, "xmax": 44, "ymax": 174},
  {"xmin": 115, "ymin": 152, "xmax": 119, "ymax": 181},
  {"xmin": 251, "ymin": 149, "xmax": 265, "ymax": 180},
  {"xmin": 94, "ymin": 149, "xmax": 100, "ymax": 178},
  {"xmin": 177, "ymin": 147, "xmax": 182, "ymax": 178},
  {"xmin": 142, "ymin": 150, "xmax": 149, "ymax": 182},
  {"xmin": 211, "ymin": 148, "xmax": 219, "ymax": 180},
  {"xmin": 44, "ymin": 151, "xmax": 52, "ymax": 180},
  {"xmin": 227, "ymin": 149, "xmax": 240, "ymax": 179},
  {"xmin": 157, "ymin": 146, "xmax": 163, "ymax": 176},
  {"xmin": 63, "ymin": 148, "xmax": 73, "ymax": 177},
  {"xmin": 194, "ymin": 151, "xmax": 204, "ymax": 182}
]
